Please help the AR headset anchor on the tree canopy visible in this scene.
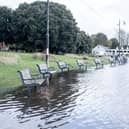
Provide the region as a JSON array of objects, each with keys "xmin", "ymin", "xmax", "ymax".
[
  {"xmin": 0, "ymin": 1, "xmax": 93, "ymax": 53},
  {"xmin": 91, "ymin": 33, "xmax": 108, "ymax": 47},
  {"xmin": 110, "ymin": 38, "xmax": 119, "ymax": 49},
  {"xmin": 0, "ymin": 6, "xmax": 13, "ymax": 44},
  {"xmin": 0, "ymin": 1, "xmax": 118, "ymax": 53}
]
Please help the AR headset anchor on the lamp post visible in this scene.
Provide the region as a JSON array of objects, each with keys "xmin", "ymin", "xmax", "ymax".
[{"xmin": 46, "ymin": 0, "xmax": 49, "ymax": 70}]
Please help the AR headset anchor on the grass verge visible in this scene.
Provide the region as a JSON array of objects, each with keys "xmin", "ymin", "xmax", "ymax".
[{"xmin": 0, "ymin": 51, "xmax": 109, "ymax": 88}]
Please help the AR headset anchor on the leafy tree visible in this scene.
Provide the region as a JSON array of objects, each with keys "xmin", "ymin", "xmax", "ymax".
[
  {"xmin": 110, "ymin": 38, "xmax": 119, "ymax": 49},
  {"xmin": 0, "ymin": 6, "xmax": 13, "ymax": 44},
  {"xmin": 75, "ymin": 31, "xmax": 92, "ymax": 54},
  {"xmin": 11, "ymin": 1, "xmax": 79, "ymax": 53},
  {"xmin": 91, "ymin": 33, "xmax": 108, "ymax": 47},
  {"xmin": 12, "ymin": 2, "xmax": 46, "ymax": 52},
  {"xmin": 0, "ymin": 1, "xmax": 102, "ymax": 54},
  {"xmin": 48, "ymin": 2, "xmax": 79, "ymax": 53}
]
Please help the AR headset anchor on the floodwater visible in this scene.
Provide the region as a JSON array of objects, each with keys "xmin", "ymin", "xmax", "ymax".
[{"xmin": 1, "ymin": 63, "xmax": 129, "ymax": 129}]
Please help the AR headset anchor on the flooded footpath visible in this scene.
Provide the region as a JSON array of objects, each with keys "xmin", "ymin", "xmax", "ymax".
[{"xmin": 0, "ymin": 63, "xmax": 129, "ymax": 129}]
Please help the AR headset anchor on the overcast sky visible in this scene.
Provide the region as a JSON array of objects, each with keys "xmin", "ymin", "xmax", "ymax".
[{"xmin": 0, "ymin": 0, "xmax": 129, "ymax": 38}]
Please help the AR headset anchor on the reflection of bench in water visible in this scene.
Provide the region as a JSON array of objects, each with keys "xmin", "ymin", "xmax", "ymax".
[
  {"xmin": 37, "ymin": 86, "xmax": 55, "ymax": 100},
  {"xmin": 94, "ymin": 59, "xmax": 103, "ymax": 69},
  {"xmin": 18, "ymin": 68, "xmax": 45, "ymax": 87},
  {"xmin": 56, "ymin": 61, "xmax": 73, "ymax": 72},
  {"xmin": 36, "ymin": 64, "xmax": 56, "ymax": 78},
  {"xmin": 76, "ymin": 60, "xmax": 87, "ymax": 71}
]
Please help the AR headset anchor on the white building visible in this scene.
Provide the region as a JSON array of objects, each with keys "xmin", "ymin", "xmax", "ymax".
[
  {"xmin": 92, "ymin": 45, "xmax": 109, "ymax": 56},
  {"xmin": 107, "ymin": 47, "xmax": 129, "ymax": 55}
]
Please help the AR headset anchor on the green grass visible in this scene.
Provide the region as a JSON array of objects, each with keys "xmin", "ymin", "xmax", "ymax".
[{"xmin": 0, "ymin": 51, "xmax": 109, "ymax": 88}]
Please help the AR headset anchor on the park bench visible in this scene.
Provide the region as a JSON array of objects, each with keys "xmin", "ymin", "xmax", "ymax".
[
  {"xmin": 108, "ymin": 57, "xmax": 116, "ymax": 66},
  {"xmin": 56, "ymin": 61, "xmax": 72, "ymax": 72},
  {"xmin": 119, "ymin": 55, "xmax": 128, "ymax": 64},
  {"xmin": 18, "ymin": 68, "xmax": 45, "ymax": 87},
  {"xmin": 76, "ymin": 60, "xmax": 87, "ymax": 71},
  {"xmin": 36, "ymin": 64, "xmax": 56, "ymax": 78},
  {"xmin": 94, "ymin": 59, "xmax": 103, "ymax": 69},
  {"xmin": 122, "ymin": 56, "xmax": 128, "ymax": 64}
]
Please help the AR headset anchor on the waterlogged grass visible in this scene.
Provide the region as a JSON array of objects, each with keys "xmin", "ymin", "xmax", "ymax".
[{"xmin": 0, "ymin": 51, "xmax": 109, "ymax": 88}]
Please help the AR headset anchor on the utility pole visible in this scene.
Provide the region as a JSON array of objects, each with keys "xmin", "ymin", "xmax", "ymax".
[
  {"xmin": 46, "ymin": 0, "xmax": 49, "ymax": 70},
  {"xmin": 127, "ymin": 35, "xmax": 129, "ymax": 47},
  {"xmin": 118, "ymin": 19, "xmax": 121, "ymax": 48},
  {"xmin": 118, "ymin": 19, "xmax": 126, "ymax": 48}
]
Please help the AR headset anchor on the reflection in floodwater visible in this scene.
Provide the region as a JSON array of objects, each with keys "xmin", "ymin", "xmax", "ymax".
[{"xmin": 1, "ymin": 64, "xmax": 129, "ymax": 129}]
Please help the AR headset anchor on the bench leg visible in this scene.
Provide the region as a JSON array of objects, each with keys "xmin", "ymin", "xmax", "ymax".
[
  {"xmin": 96, "ymin": 64, "xmax": 98, "ymax": 69},
  {"xmin": 102, "ymin": 64, "xmax": 104, "ymax": 68},
  {"xmin": 85, "ymin": 65, "xmax": 87, "ymax": 71},
  {"xmin": 27, "ymin": 86, "xmax": 31, "ymax": 97},
  {"xmin": 61, "ymin": 69, "xmax": 63, "ymax": 73}
]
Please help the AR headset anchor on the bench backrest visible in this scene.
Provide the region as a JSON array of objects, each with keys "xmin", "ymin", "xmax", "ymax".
[
  {"xmin": 57, "ymin": 61, "xmax": 67, "ymax": 69},
  {"xmin": 77, "ymin": 60, "xmax": 85, "ymax": 66},
  {"xmin": 37, "ymin": 64, "xmax": 47, "ymax": 73},
  {"xmin": 18, "ymin": 69, "xmax": 32, "ymax": 85},
  {"xmin": 94, "ymin": 59, "xmax": 102, "ymax": 64},
  {"xmin": 109, "ymin": 57, "xmax": 115, "ymax": 63}
]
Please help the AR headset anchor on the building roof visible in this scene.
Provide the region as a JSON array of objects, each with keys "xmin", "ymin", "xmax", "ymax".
[{"xmin": 92, "ymin": 45, "xmax": 109, "ymax": 52}]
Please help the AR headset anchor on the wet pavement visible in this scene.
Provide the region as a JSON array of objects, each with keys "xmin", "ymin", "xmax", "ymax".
[{"xmin": 0, "ymin": 63, "xmax": 129, "ymax": 129}]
